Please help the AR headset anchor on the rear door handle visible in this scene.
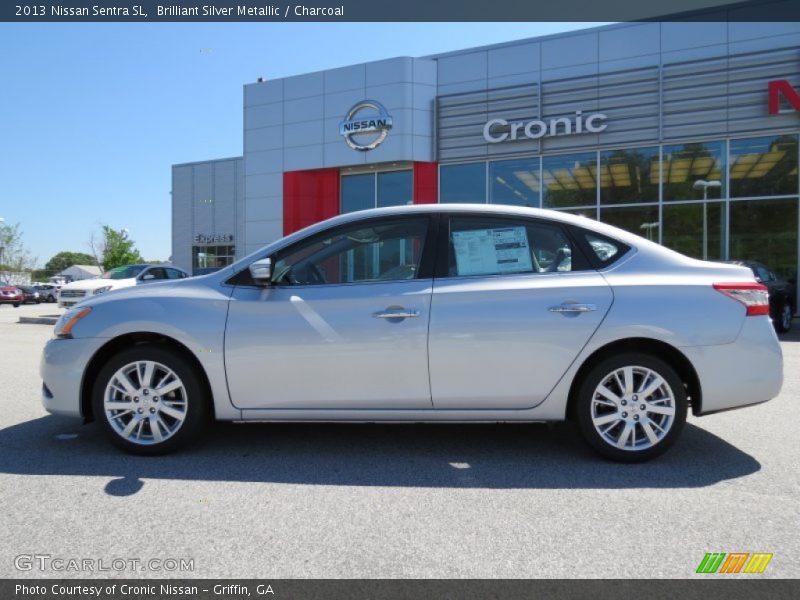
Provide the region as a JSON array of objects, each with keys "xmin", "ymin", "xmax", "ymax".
[
  {"xmin": 548, "ymin": 303, "xmax": 597, "ymax": 313},
  {"xmin": 373, "ymin": 308, "xmax": 420, "ymax": 319}
]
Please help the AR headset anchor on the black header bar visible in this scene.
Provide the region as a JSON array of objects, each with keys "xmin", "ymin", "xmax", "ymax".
[{"xmin": 3, "ymin": 0, "xmax": 800, "ymax": 22}]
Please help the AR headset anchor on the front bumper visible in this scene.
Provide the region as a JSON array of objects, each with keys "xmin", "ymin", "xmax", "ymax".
[
  {"xmin": 681, "ymin": 316, "xmax": 783, "ymax": 415},
  {"xmin": 40, "ymin": 336, "xmax": 107, "ymax": 418}
]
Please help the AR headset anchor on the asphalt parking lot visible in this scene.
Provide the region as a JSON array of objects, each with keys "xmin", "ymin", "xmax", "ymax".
[{"xmin": 0, "ymin": 302, "xmax": 798, "ymax": 579}]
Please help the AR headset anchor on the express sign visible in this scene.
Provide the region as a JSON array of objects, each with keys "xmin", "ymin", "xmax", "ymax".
[{"xmin": 483, "ymin": 110, "xmax": 608, "ymax": 143}]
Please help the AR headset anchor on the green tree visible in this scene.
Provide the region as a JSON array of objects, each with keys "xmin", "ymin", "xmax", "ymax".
[
  {"xmin": 44, "ymin": 251, "xmax": 98, "ymax": 274},
  {"xmin": 0, "ymin": 222, "xmax": 36, "ymax": 272},
  {"xmin": 91, "ymin": 226, "xmax": 144, "ymax": 271}
]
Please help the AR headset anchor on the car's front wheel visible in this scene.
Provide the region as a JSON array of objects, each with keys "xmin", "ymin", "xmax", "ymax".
[
  {"xmin": 574, "ymin": 353, "xmax": 687, "ymax": 462},
  {"xmin": 92, "ymin": 345, "xmax": 210, "ymax": 455}
]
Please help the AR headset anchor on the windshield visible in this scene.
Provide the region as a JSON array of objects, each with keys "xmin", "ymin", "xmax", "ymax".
[{"xmin": 102, "ymin": 266, "xmax": 146, "ymax": 280}]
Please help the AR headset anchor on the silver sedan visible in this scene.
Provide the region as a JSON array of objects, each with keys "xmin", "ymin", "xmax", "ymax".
[{"xmin": 40, "ymin": 205, "xmax": 783, "ymax": 461}]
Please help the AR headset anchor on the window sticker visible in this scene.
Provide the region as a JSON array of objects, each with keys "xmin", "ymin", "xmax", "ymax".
[{"xmin": 452, "ymin": 226, "xmax": 533, "ymax": 276}]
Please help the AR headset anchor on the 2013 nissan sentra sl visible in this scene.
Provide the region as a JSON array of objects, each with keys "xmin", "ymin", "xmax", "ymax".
[{"xmin": 40, "ymin": 205, "xmax": 783, "ymax": 461}]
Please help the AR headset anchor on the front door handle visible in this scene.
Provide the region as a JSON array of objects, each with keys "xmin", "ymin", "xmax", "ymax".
[
  {"xmin": 548, "ymin": 303, "xmax": 597, "ymax": 313},
  {"xmin": 373, "ymin": 307, "xmax": 420, "ymax": 319}
]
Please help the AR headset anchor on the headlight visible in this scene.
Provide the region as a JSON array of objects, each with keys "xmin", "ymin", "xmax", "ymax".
[
  {"xmin": 53, "ymin": 307, "xmax": 92, "ymax": 339},
  {"xmin": 93, "ymin": 286, "xmax": 113, "ymax": 295}
]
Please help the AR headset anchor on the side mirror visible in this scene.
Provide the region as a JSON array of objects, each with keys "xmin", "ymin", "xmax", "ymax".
[
  {"xmin": 249, "ymin": 257, "xmax": 273, "ymax": 287},
  {"xmin": 141, "ymin": 273, "xmax": 156, "ymax": 281}
]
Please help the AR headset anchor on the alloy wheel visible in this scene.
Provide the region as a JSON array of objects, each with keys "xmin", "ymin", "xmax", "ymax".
[
  {"xmin": 590, "ymin": 366, "xmax": 676, "ymax": 451},
  {"xmin": 103, "ymin": 360, "xmax": 188, "ymax": 445}
]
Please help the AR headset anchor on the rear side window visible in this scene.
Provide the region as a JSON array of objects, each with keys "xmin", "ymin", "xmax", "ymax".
[
  {"xmin": 578, "ymin": 230, "xmax": 630, "ymax": 267},
  {"xmin": 447, "ymin": 217, "xmax": 588, "ymax": 277}
]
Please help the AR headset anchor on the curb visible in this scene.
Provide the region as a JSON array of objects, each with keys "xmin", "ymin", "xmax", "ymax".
[{"xmin": 18, "ymin": 316, "xmax": 58, "ymax": 325}]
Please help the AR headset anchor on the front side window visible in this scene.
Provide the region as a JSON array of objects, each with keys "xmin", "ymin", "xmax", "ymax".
[
  {"xmin": 447, "ymin": 217, "xmax": 578, "ymax": 277},
  {"xmin": 273, "ymin": 218, "xmax": 429, "ymax": 286}
]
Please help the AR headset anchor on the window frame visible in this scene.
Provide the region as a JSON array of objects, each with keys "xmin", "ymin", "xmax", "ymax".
[
  {"xmin": 230, "ymin": 213, "xmax": 441, "ymax": 289},
  {"xmin": 434, "ymin": 212, "xmax": 594, "ymax": 280}
]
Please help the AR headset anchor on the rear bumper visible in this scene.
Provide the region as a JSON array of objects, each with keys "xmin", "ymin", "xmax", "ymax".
[
  {"xmin": 40, "ymin": 337, "xmax": 106, "ymax": 418},
  {"xmin": 681, "ymin": 316, "xmax": 783, "ymax": 415}
]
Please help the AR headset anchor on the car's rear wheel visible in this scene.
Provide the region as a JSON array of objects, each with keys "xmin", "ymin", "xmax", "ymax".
[
  {"xmin": 776, "ymin": 302, "xmax": 793, "ymax": 333},
  {"xmin": 92, "ymin": 345, "xmax": 210, "ymax": 455},
  {"xmin": 575, "ymin": 353, "xmax": 687, "ymax": 462}
]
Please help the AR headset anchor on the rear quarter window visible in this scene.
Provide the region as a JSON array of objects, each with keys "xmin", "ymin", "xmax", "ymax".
[{"xmin": 573, "ymin": 228, "xmax": 631, "ymax": 268}]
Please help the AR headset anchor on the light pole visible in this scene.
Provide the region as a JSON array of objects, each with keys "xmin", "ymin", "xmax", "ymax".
[
  {"xmin": 639, "ymin": 221, "xmax": 660, "ymax": 241},
  {"xmin": 693, "ymin": 180, "xmax": 722, "ymax": 260}
]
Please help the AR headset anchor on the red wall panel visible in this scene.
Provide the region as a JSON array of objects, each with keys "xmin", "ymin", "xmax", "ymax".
[
  {"xmin": 283, "ymin": 168, "xmax": 340, "ymax": 235},
  {"xmin": 413, "ymin": 161, "xmax": 438, "ymax": 204}
]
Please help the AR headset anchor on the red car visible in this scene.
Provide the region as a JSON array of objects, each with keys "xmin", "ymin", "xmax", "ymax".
[{"xmin": 0, "ymin": 284, "xmax": 23, "ymax": 307}]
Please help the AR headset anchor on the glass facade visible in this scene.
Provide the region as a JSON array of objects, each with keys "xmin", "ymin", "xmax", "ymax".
[
  {"xmin": 662, "ymin": 202, "xmax": 725, "ymax": 260},
  {"xmin": 662, "ymin": 141, "xmax": 725, "ymax": 201},
  {"xmin": 192, "ymin": 245, "xmax": 235, "ymax": 271},
  {"xmin": 542, "ymin": 152, "xmax": 596, "ymax": 209},
  {"xmin": 600, "ymin": 146, "xmax": 659, "ymax": 205},
  {"xmin": 439, "ymin": 133, "xmax": 800, "ymax": 300},
  {"xmin": 440, "ymin": 162, "xmax": 486, "ymax": 203},
  {"xmin": 729, "ymin": 135, "xmax": 798, "ymax": 198},
  {"xmin": 730, "ymin": 199, "xmax": 798, "ymax": 282},
  {"xmin": 489, "ymin": 158, "xmax": 540, "ymax": 207},
  {"xmin": 342, "ymin": 169, "xmax": 413, "ymax": 214}
]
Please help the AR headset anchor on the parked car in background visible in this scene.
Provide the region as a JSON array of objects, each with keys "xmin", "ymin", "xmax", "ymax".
[
  {"xmin": 727, "ymin": 260, "xmax": 795, "ymax": 333},
  {"xmin": 0, "ymin": 284, "xmax": 23, "ymax": 307},
  {"xmin": 17, "ymin": 286, "xmax": 41, "ymax": 304},
  {"xmin": 34, "ymin": 284, "xmax": 59, "ymax": 303},
  {"xmin": 57, "ymin": 264, "xmax": 189, "ymax": 308},
  {"xmin": 41, "ymin": 205, "xmax": 783, "ymax": 461}
]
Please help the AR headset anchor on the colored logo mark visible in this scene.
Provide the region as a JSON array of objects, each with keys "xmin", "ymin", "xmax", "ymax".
[{"xmin": 696, "ymin": 552, "xmax": 773, "ymax": 574}]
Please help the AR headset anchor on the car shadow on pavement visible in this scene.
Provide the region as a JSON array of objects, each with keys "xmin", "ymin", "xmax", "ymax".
[{"xmin": 0, "ymin": 416, "xmax": 760, "ymax": 496}]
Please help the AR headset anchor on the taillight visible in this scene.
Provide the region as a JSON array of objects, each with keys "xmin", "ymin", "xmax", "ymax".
[{"xmin": 713, "ymin": 282, "xmax": 770, "ymax": 316}]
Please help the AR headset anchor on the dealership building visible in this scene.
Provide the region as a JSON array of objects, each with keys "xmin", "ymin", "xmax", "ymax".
[{"xmin": 172, "ymin": 21, "xmax": 800, "ymax": 290}]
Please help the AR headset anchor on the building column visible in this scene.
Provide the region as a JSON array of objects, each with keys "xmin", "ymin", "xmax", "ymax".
[
  {"xmin": 413, "ymin": 161, "xmax": 438, "ymax": 204},
  {"xmin": 283, "ymin": 168, "xmax": 340, "ymax": 235}
]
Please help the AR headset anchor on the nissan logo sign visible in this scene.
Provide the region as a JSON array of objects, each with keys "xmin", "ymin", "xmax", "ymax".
[{"xmin": 339, "ymin": 100, "xmax": 393, "ymax": 151}]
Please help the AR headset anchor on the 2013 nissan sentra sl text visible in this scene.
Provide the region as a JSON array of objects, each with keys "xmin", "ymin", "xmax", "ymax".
[{"xmin": 40, "ymin": 205, "xmax": 783, "ymax": 461}]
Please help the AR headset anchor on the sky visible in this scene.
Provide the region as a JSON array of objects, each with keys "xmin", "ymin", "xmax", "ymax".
[{"xmin": 0, "ymin": 22, "xmax": 608, "ymax": 265}]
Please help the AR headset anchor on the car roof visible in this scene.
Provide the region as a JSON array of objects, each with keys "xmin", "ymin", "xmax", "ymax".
[{"xmin": 306, "ymin": 203, "xmax": 662, "ymax": 250}]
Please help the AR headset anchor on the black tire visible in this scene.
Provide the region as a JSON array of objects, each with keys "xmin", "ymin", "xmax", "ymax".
[
  {"xmin": 92, "ymin": 344, "xmax": 211, "ymax": 455},
  {"xmin": 775, "ymin": 301, "xmax": 793, "ymax": 333},
  {"xmin": 12, "ymin": 303, "xmax": 19, "ymax": 308},
  {"xmin": 574, "ymin": 353, "xmax": 688, "ymax": 462}
]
